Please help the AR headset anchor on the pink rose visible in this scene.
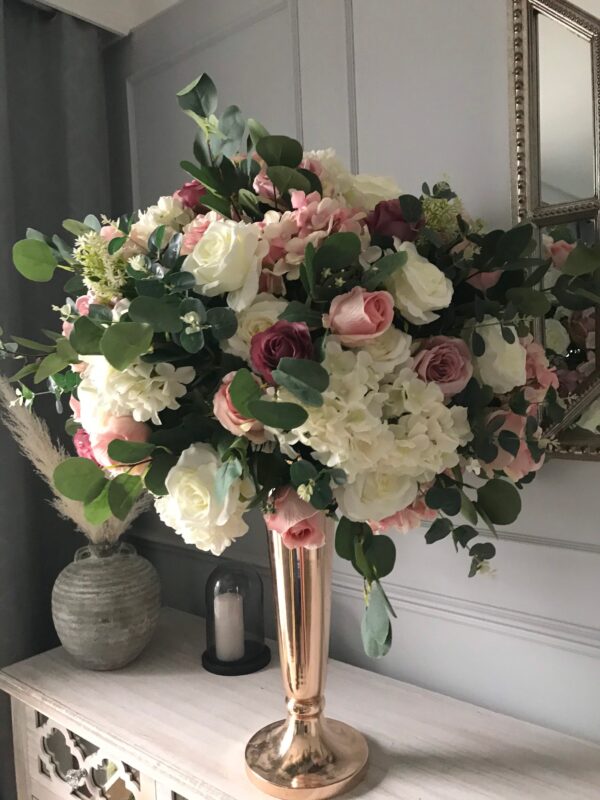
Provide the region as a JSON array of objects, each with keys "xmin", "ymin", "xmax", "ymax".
[
  {"xmin": 250, "ymin": 320, "xmax": 313, "ymax": 384},
  {"xmin": 483, "ymin": 410, "xmax": 544, "ymax": 482},
  {"xmin": 73, "ymin": 428, "xmax": 98, "ymax": 464},
  {"xmin": 89, "ymin": 415, "xmax": 151, "ymax": 470},
  {"xmin": 323, "ymin": 286, "xmax": 394, "ymax": 346},
  {"xmin": 264, "ymin": 486, "xmax": 326, "ymax": 550},
  {"xmin": 213, "ymin": 371, "xmax": 269, "ymax": 444},
  {"xmin": 522, "ymin": 336, "xmax": 559, "ymax": 403},
  {"xmin": 99, "ymin": 225, "xmax": 123, "ymax": 244},
  {"xmin": 466, "ymin": 269, "xmax": 501, "ymax": 292},
  {"xmin": 413, "ymin": 336, "xmax": 473, "ymax": 397},
  {"xmin": 174, "ymin": 180, "xmax": 206, "ymax": 210},
  {"xmin": 549, "ymin": 240, "xmax": 575, "ymax": 271},
  {"xmin": 366, "ymin": 199, "xmax": 422, "ymax": 242},
  {"xmin": 253, "ymin": 170, "xmax": 277, "ymax": 202},
  {"xmin": 62, "ymin": 292, "xmax": 93, "ymax": 338},
  {"xmin": 370, "ymin": 497, "xmax": 437, "ymax": 534},
  {"xmin": 180, "ymin": 214, "xmax": 216, "ymax": 255}
]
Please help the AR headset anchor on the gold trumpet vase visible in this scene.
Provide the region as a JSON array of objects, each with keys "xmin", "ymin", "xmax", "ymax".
[{"xmin": 245, "ymin": 519, "xmax": 369, "ymax": 799}]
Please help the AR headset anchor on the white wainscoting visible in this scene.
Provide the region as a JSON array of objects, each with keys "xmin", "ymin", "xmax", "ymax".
[{"xmin": 113, "ymin": 0, "xmax": 600, "ymax": 743}]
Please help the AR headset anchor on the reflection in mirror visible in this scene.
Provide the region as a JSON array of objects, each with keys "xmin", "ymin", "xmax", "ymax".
[
  {"xmin": 538, "ymin": 13, "xmax": 595, "ymax": 203},
  {"xmin": 542, "ymin": 220, "xmax": 600, "ymax": 450}
]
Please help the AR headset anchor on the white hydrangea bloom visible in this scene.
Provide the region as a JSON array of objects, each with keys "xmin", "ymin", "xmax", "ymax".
[
  {"xmin": 155, "ymin": 443, "xmax": 249, "ymax": 555},
  {"xmin": 274, "ymin": 341, "xmax": 392, "ymax": 482},
  {"xmin": 78, "ymin": 356, "xmax": 195, "ymax": 426},
  {"xmin": 382, "ymin": 368, "xmax": 473, "ymax": 483},
  {"xmin": 223, "ymin": 293, "xmax": 289, "ymax": 362}
]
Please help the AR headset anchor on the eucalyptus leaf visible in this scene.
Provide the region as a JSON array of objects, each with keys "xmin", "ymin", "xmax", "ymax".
[
  {"xmin": 106, "ymin": 440, "xmax": 156, "ymax": 464},
  {"xmin": 54, "ymin": 457, "xmax": 106, "ymax": 503},
  {"xmin": 256, "ymin": 134, "xmax": 303, "ymax": 167},
  {"xmin": 13, "ymin": 239, "xmax": 57, "ymax": 282},
  {"xmin": 477, "ymin": 479, "xmax": 522, "ymax": 526},
  {"xmin": 247, "ymin": 400, "xmax": 308, "ymax": 430},
  {"xmin": 100, "ymin": 322, "xmax": 153, "ymax": 370},
  {"xmin": 108, "ymin": 474, "xmax": 144, "ymax": 521}
]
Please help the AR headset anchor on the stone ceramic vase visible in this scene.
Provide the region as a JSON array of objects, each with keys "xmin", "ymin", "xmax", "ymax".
[{"xmin": 52, "ymin": 541, "xmax": 161, "ymax": 671}]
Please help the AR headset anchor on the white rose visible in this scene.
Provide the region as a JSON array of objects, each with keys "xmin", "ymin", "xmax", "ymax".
[
  {"xmin": 385, "ymin": 242, "xmax": 453, "ymax": 325},
  {"xmin": 545, "ymin": 318, "xmax": 570, "ymax": 355},
  {"xmin": 344, "ymin": 173, "xmax": 401, "ymax": 211},
  {"xmin": 358, "ymin": 327, "xmax": 413, "ymax": 377},
  {"xmin": 154, "ymin": 443, "xmax": 249, "ymax": 555},
  {"xmin": 577, "ymin": 398, "xmax": 600, "ymax": 434},
  {"xmin": 335, "ymin": 465, "xmax": 418, "ymax": 522},
  {"xmin": 471, "ymin": 315, "xmax": 527, "ymax": 394},
  {"xmin": 182, "ymin": 219, "xmax": 268, "ymax": 311},
  {"xmin": 223, "ymin": 293, "xmax": 289, "ymax": 361}
]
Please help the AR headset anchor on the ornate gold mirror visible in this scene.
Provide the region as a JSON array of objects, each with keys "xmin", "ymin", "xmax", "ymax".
[{"xmin": 510, "ymin": 0, "xmax": 600, "ymax": 458}]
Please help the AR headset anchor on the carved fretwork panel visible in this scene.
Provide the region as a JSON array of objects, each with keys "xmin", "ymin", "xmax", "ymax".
[{"xmin": 31, "ymin": 711, "xmax": 142, "ymax": 800}]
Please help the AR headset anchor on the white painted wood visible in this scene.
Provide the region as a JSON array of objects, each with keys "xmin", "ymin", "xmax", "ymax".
[
  {"xmin": 34, "ymin": 0, "xmax": 183, "ymax": 36},
  {"xmin": 2, "ymin": 609, "xmax": 600, "ymax": 800},
  {"xmin": 11, "ymin": 700, "xmax": 31, "ymax": 800}
]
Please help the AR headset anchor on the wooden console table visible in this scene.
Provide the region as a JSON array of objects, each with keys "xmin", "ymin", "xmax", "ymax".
[{"xmin": 1, "ymin": 608, "xmax": 599, "ymax": 799}]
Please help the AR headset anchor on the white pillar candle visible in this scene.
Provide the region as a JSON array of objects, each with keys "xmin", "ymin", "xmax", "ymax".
[{"xmin": 214, "ymin": 592, "xmax": 245, "ymax": 662}]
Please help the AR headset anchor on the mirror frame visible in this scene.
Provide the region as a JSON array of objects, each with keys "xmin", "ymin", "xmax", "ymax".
[{"xmin": 509, "ymin": 0, "xmax": 600, "ymax": 459}]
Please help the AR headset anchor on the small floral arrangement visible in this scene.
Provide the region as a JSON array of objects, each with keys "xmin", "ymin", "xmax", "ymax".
[{"xmin": 4, "ymin": 74, "xmax": 569, "ymax": 655}]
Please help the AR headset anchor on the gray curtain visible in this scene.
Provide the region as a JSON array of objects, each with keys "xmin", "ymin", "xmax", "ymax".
[{"xmin": 0, "ymin": 2, "xmax": 113, "ymax": 796}]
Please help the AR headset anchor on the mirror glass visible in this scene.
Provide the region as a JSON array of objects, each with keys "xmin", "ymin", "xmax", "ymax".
[
  {"xmin": 542, "ymin": 218, "xmax": 600, "ymax": 449},
  {"xmin": 538, "ymin": 13, "xmax": 595, "ymax": 203}
]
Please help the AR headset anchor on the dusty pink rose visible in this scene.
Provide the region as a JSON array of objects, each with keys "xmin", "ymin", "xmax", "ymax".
[
  {"xmin": 466, "ymin": 269, "xmax": 501, "ymax": 292},
  {"xmin": 323, "ymin": 286, "xmax": 394, "ymax": 346},
  {"xmin": 413, "ymin": 336, "xmax": 473, "ymax": 397},
  {"xmin": 557, "ymin": 368, "xmax": 582, "ymax": 397},
  {"xmin": 483, "ymin": 410, "xmax": 544, "ymax": 482},
  {"xmin": 62, "ymin": 293, "xmax": 93, "ymax": 338},
  {"xmin": 370, "ymin": 497, "xmax": 437, "ymax": 534},
  {"xmin": 264, "ymin": 486, "xmax": 326, "ymax": 550},
  {"xmin": 73, "ymin": 428, "xmax": 98, "ymax": 464},
  {"xmin": 522, "ymin": 336, "xmax": 559, "ymax": 403},
  {"xmin": 549, "ymin": 240, "xmax": 575, "ymax": 271},
  {"xmin": 213, "ymin": 371, "xmax": 269, "ymax": 444},
  {"xmin": 366, "ymin": 198, "xmax": 422, "ymax": 242},
  {"xmin": 569, "ymin": 308, "xmax": 595, "ymax": 349},
  {"xmin": 180, "ymin": 213, "xmax": 216, "ymax": 255},
  {"xmin": 250, "ymin": 320, "xmax": 313, "ymax": 384},
  {"xmin": 89, "ymin": 415, "xmax": 151, "ymax": 471},
  {"xmin": 174, "ymin": 179, "xmax": 206, "ymax": 210}
]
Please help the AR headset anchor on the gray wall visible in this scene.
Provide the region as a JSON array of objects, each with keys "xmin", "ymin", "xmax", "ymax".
[{"xmin": 107, "ymin": 0, "xmax": 600, "ymax": 743}]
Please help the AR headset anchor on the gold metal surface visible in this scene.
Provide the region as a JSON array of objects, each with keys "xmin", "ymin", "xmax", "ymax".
[{"xmin": 245, "ymin": 520, "xmax": 369, "ymax": 799}]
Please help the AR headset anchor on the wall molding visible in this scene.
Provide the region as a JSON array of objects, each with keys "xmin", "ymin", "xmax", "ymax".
[
  {"xmin": 344, "ymin": 0, "xmax": 359, "ymax": 173},
  {"xmin": 130, "ymin": 528, "xmax": 600, "ymax": 659}
]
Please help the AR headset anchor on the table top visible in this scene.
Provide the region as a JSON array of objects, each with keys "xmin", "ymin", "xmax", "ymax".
[{"xmin": 1, "ymin": 608, "xmax": 600, "ymax": 800}]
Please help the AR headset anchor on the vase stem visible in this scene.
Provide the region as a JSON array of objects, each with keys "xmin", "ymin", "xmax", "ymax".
[{"xmin": 245, "ymin": 520, "xmax": 368, "ymax": 799}]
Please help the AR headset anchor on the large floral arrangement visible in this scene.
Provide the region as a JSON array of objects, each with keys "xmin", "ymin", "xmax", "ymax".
[{"xmin": 4, "ymin": 74, "xmax": 564, "ymax": 655}]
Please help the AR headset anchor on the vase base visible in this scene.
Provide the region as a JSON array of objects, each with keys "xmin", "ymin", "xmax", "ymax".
[{"xmin": 245, "ymin": 717, "xmax": 368, "ymax": 799}]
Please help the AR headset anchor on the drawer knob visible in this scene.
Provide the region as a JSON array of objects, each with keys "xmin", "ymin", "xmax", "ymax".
[{"xmin": 65, "ymin": 768, "xmax": 87, "ymax": 788}]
